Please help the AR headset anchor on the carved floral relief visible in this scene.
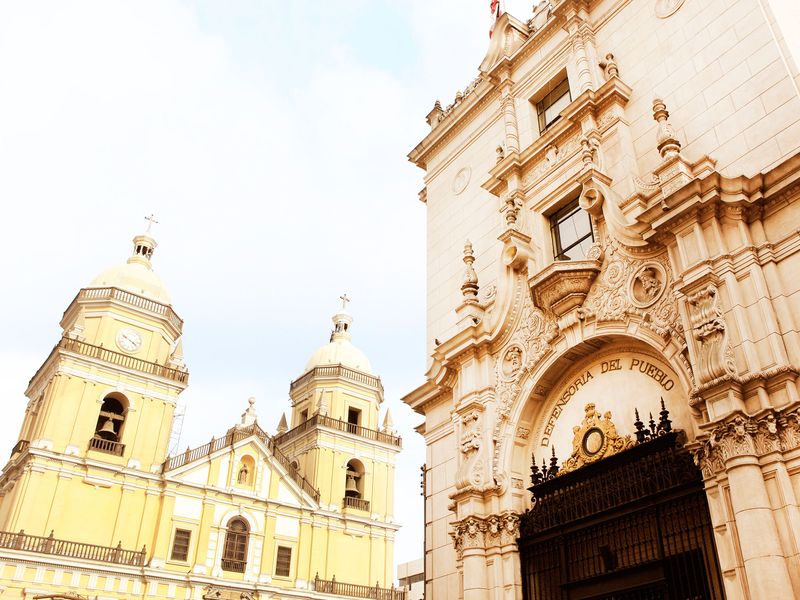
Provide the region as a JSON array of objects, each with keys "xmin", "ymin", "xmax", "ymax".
[
  {"xmin": 492, "ymin": 274, "xmax": 558, "ymax": 484},
  {"xmin": 450, "ymin": 512, "xmax": 520, "ymax": 559},
  {"xmin": 581, "ymin": 241, "xmax": 682, "ymax": 340},
  {"xmin": 694, "ymin": 409, "xmax": 800, "ymax": 479}
]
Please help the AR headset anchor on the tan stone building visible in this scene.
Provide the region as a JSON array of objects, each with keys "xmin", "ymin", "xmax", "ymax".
[{"xmin": 404, "ymin": 1, "xmax": 800, "ymax": 598}]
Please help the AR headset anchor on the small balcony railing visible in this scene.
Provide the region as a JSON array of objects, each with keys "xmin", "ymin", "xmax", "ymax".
[
  {"xmin": 88, "ymin": 436, "xmax": 125, "ymax": 457},
  {"xmin": 75, "ymin": 286, "xmax": 183, "ymax": 332},
  {"xmin": 314, "ymin": 574, "xmax": 407, "ymax": 600},
  {"xmin": 221, "ymin": 558, "xmax": 246, "ymax": 573},
  {"xmin": 343, "ymin": 496, "xmax": 371, "ymax": 512},
  {"xmin": 0, "ymin": 530, "xmax": 146, "ymax": 566},
  {"xmin": 30, "ymin": 336, "xmax": 189, "ymax": 388},
  {"xmin": 276, "ymin": 414, "xmax": 402, "ymax": 448},
  {"xmin": 290, "ymin": 364, "xmax": 383, "ymax": 395}
]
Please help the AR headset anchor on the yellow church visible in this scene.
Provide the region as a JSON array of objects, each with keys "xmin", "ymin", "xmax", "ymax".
[{"xmin": 0, "ymin": 226, "xmax": 405, "ymax": 600}]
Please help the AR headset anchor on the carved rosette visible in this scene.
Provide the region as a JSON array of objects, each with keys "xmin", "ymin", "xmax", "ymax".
[
  {"xmin": 450, "ymin": 512, "xmax": 520, "ymax": 559},
  {"xmin": 686, "ymin": 285, "xmax": 736, "ymax": 385},
  {"xmin": 695, "ymin": 410, "xmax": 800, "ymax": 478}
]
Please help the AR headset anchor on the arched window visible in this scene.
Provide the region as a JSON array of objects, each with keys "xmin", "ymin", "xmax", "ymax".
[
  {"xmin": 221, "ymin": 518, "xmax": 249, "ymax": 573},
  {"xmin": 90, "ymin": 394, "xmax": 128, "ymax": 456}
]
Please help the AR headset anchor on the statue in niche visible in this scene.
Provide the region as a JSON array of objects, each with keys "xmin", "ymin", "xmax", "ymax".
[{"xmin": 237, "ymin": 465, "xmax": 249, "ymax": 485}]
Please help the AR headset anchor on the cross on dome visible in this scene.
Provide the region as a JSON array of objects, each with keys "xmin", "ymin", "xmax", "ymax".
[
  {"xmin": 340, "ymin": 293, "xmax": 351, "ymax": 310},
  {"xmin": 144, "ymin": 213, "xmax": 159, "ymax": 234}
]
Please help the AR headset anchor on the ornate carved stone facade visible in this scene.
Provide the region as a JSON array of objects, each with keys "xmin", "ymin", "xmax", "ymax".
[{"xmin": 405, "ymin": 1, "xmax": 800, "ymax": 599}]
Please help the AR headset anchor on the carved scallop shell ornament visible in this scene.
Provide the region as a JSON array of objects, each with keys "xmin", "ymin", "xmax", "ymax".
[
  {"xmin": 655, "ymin": 0, "xmax": 686, "ymax": 18},
  {"xmin": 452, "ymin": 167, "xmax": 471, "ymax": 195}
]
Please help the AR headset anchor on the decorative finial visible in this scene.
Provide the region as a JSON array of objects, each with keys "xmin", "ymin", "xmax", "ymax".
[
  {"xmin": 339, "ymin": 293, "xmax": 351, "ymax": 310},
  {"xmin": 277, "ymin": 413, "xmax": 288, "ymax": 435},
  {"xmin": 652, "ymin": 97, "xmax": 681, "ymax": 159},
  {"xmin": 599, "ymin": 53, "xmax": 618, "ymax": 79},
  {"xmin": 496, "ymin": 143, "xmax": 506, "ymax": 163},
  {"xmin": 461, "ymin": 240, "xmax": 479, "ymax": 304},
  {"xmin": 238, "ymin": 397, "xmax": 257, "ymax": 427},
  {"xmin": 502, "ymin": 194, "xmax": 521, "ymax": 226},
  {"xmin": 382, "ymin": 409, "xmax": 395, "ymax": 433},
  {"xmin": 580, "ymin": 136, "xmax": 597, "ymax": 170},
  {"xmin": 144, "ymin": 213, "xmax": 159, "ymax": 234}
]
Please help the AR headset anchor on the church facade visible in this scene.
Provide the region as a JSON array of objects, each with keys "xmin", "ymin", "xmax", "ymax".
[
  {"xmin": 0, "ymin": 231, "xmax": 404, "ymax": 599},
  {"xmin": 404, "ymin": 1, "xmax": 800, "ymax": 599}
]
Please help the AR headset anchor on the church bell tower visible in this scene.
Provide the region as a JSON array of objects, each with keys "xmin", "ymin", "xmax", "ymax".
[
  {"xmin": 0, "ymin": 219, "xmax": 189, "ymax": 538},
  {"xmin": 275, "ymin": 297, "xmax": 401, "ymax": 585}
]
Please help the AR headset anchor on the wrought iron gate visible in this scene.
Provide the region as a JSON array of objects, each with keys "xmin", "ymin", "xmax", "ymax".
[{"xmin": 519, "ymin": 432, "xmax": 725, "ymax": 600}]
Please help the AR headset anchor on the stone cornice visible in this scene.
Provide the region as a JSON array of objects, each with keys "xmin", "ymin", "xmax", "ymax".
[{"xmin": 637, "ymin": 153, "xmax": 800, "ymax": 242}]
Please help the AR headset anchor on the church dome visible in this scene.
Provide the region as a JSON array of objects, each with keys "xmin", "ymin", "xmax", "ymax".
[
  {"xmin": 304, "ymin": 301, "xmax": 373, "ymax": 374},
  {"xmin": 88, "ymin": 224, "xmax": 172, "ymax": 304}
]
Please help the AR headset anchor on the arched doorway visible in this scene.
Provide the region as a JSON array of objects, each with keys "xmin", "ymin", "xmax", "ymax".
[{"xmin": 514, "ymin": 342, "xmax": 725, "ymax": 599}]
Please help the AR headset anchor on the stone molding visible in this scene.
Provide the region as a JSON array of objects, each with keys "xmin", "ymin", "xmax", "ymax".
[
  {"xmin": 450, "ymin": 511, "xmax": 521, "ymax": 560},
  {"xmin": 694, "ymin": 408, "xmax": 800, "ymax": 478}
]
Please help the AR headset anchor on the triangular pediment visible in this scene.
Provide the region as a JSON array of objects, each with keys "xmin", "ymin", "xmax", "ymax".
[{"xmin": 164, "ymin": 424, "xmax": 319, "ymax": 507}]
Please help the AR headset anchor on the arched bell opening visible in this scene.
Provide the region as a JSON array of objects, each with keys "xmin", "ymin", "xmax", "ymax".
[
  {"xmin": 89, "ymin": 392, "xmax": 129, "ymax": 456},
  {"xmin": 94, "ymin": 394, "xmax": 128, "ymax": 441},
  {"xmin": 345, "ymin": 459, "xmax": 365, "ymax": 499}
]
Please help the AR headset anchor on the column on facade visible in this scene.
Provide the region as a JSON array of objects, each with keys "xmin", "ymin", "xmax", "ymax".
[
  {"xmin": 500, "ymin": 84, "xmax": 520, "ymax": 156},
  {"xmin": 700, "ymin": 415, "xmax": 796, "ymax": 599}
]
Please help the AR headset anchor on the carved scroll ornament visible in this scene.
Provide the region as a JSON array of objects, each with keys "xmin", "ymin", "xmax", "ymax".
[
  {"xmin": 454, "ymin": 410, "xmax": 487, "ymax": 492},
  {"xmin": 686, "ymin": 285, "xmax": 736, "ymax": 385}
]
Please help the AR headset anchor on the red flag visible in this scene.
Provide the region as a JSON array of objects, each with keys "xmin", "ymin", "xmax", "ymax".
[{"xmin": 490, "ymin": 0, "xmax": 502, "ymax": 38}]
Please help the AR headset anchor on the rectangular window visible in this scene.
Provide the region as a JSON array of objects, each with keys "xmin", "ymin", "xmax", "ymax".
[
  {"xmin": 275, "ymin": 545, "xmax": 292, "ymax": 577},
  {"xmin": 551, "ymin": 199, "xmax": 594, "ymax": 260},
  {"xmin": 170, "ymin": 529, "xmax": 191, "ymax": 562},
  {"xmin": 536, "ymin": 77, "xmax": 571, "ymax": 133},
  {"xmin": 346, "ymin": 408, "xmax": 361, "ymax": 434},
  {"xmin": 300, "ymin": 409, "xmax": 308, "ymax": 423}
]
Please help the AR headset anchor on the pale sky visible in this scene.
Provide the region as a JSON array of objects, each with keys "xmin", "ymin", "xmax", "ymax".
[{"xmin": 0, "ymin": 0, "xmax": 798, "ymax": 571}]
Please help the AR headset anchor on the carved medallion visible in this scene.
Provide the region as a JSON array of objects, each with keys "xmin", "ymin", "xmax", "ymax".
[
  {"xmin": 501, "ymin": 345, "xmax": 524, "ymax": 380},
  {"xmin": 655, "ymin": 0, "xmax": 686, "ymax": 18},
  {"xmin": 582, "ymin": 427, "xmax": 605, "ymax": 455},
  {"xmin": 452, "ymin": 166, "xmax": 471, "ymax": 195},
  {"xmin": 560, "ymin": 403, "xmax": 636, "ymax": 473},
  {"xmin": 629, "ymin": 263, "xmax": 666, "ymax": 308}
]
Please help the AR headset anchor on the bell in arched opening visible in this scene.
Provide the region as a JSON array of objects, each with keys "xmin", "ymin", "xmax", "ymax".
[
  {"xmin": 97, "ymin": 418, "xmax": 117, "ymax": 440},
  {"xmin": 345, "ymin": 471, "xmax": 360, "ymax": 497}
]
